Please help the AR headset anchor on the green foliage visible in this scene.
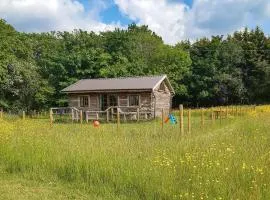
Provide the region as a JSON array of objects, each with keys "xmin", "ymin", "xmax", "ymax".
[{"xmin": 0, "ymin": 19, "xmax": 270, "ymax": 110}]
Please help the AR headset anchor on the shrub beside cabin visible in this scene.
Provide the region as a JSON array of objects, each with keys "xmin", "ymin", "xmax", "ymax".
[{"xmin": 61, "ymin": 75, "xmax": 174, "ymax": 121}]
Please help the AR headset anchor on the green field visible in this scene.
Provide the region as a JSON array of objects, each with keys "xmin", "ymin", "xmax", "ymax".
[{"xmin": 0, "ymin": 108, "xmax": 270, "ymax": 199}]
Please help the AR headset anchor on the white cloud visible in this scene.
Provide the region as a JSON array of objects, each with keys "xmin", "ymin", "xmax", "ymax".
[
  {"xmin": 114, "ymin": 0, "xmax": 188, "ymax": 44},
  {"xmin": 114, "ymin": 0, "xmax": 270, "ymax": 44},
  {"xmin": 185, "ymin": 0, "xmax": 270, "ymax": 39},
  {"xmin": 0, "ymin": 0, "xmax": 120, "ymax": 33}
]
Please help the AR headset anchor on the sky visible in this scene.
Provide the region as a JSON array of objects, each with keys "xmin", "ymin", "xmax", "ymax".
[{"xmin": 0, "ymin": 0, "xmax": 270, "ymax": 44}]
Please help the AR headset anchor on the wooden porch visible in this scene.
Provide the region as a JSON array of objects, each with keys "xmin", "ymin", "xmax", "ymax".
[{"xmin": 50, "ymin": 106, "xmax": 154, "ymax": 123}]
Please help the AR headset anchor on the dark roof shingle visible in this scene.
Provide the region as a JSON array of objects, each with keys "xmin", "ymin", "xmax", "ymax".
[{"xmin": 62, "ymin": 75, "xmax": 173, "ymax": 93}]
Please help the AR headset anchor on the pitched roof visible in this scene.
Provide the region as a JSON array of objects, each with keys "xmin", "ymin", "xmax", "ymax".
[{"xmin": 62, "ymin": 75, "xmax": 174, "ymax": 93}]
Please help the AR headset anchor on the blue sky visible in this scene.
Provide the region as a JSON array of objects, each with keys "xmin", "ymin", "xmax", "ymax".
[{"xmin": 0, "ymin": 0, "xmax": 269, "ymax": 44}]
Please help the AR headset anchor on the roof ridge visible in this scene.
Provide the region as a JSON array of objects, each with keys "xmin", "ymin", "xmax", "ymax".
[{"xmin": 80, "ymin": 74, "xmax": 166, "ymax": 81}]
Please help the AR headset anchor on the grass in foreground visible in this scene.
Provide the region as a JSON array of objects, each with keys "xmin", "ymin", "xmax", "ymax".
[{"xmin": 0, "ymin": 108, "xmax": 270, "ymax": 199}]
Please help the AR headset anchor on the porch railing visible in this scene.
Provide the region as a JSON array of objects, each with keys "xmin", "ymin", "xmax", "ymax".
[
  {"xmin": 85, "ymin": 106, "xmax": 153, "ymax": 122},
  {"xmin": 51, "ymin": 107, "xmax": 80, "ymax": 122},
  {"xmin": 50, "ymin": 106, "xmax": 154, "ymax": 123}
]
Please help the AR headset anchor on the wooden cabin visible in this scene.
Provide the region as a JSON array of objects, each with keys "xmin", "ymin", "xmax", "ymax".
[{"xmin": 61, "ymin": 75, "xmax": 174, "ymax": 121}]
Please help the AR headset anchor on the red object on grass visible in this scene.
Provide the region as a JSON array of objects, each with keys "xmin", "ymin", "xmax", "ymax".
[
  {"xmin": 93, "ymin": 120, "xmax": 100, "ymax": 127},
  {"xmin": 164, "ymin": 117, "xmax": 170, "ymax": 123}
]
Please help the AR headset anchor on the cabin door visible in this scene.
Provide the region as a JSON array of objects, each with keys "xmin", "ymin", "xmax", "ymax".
[
  {"xmin": 108, "ymin": 94, "xmax": 118, "ymax": 107},
  {"xmin": 100, "ymin": 94, "xmax": 108, "ymax": 111},
  {"xmin": 100, "ymin": 94, "xmax": 118, "ymax": 110}
]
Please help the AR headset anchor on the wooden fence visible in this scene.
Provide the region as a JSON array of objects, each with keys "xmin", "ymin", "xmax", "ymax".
[{"xmin": 0, "ymin": 105, "xmax": 257, "ymax": 134}]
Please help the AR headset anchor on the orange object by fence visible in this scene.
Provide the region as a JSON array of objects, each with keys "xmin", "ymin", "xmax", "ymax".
[
  {"xmin": 93, "ymin": 120, "xmax": 100, "ymax": 127},
  {"xmin": 164, "ymin": 117, "xmax": 170, "ymax": 123}
]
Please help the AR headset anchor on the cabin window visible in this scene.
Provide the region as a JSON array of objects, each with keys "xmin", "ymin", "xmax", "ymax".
[
  {"xmin": 80, "ymin": 96, "xmax": 89, "ymax": 107},
  {"xmin": 119, "ymin": 94, "xmax": 128, "ymax": 106},
  {"xmin": 129, "ymin": 95, "xmax": 139, "ymax": 106}
]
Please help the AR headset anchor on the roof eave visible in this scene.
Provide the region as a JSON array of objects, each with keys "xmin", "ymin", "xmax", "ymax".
[{"xmin": 62, "ymin": 89, "xmax": 153, "ymax": 94}]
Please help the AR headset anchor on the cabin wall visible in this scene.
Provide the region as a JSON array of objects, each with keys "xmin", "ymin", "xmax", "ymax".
[
  {"xmin": 68, "ymin": 94, "xmax": 99, "ymax": 112},
  {"xmin": 67, "ymin": 92, "xmax": 154, "ymax": 112},
  {"xmin": 68, "ymin": 94, "xmax": 79, "ymax": 107},
  {"xmin": 153, "ymin": 81, "xmax": 173, "ymax": 117},
  {"xmin": 67, "ymin": 86, "xmax": 172, "ymax": 118}
]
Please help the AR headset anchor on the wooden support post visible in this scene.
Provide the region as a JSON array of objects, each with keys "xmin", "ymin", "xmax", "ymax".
[
  {"xmin": 71, "ymin": 109, "xmax": 74, "ymax": 123},
  {"xmin": 117, "ymin": 108, "xmax": 120, "ymax": 131},
  {"xmin": 86, "ymin": 112, "xmax": 89, "ymax": 123},
  {"xmin": 96, "ymin": 112, "xmax": 99, "ymax": 120},
  {"xmin": 226, "ymin": 106, "xmax": 228, "ymax": 118},
  {"xmin": 162, "ymin": 108, "xmax": 164, "ymax": 134},
  {"xmin": 179, "ymin": 104, "xmax": 184, "ymax": 135},
  {"xmin": 49, "ymin": 109, "xmax": 53, "ymax": 127},
  {"xmin": 80, "ymin": 110, "xmax": 83, "ymax": 125},
  {"xmin": 76, "ymin": 111, "xmax": 79, "ymax": 122},
  {"xmin": 106, "ymin": 110, "xmax": 109, "ymax": 122},
  {"xmin": 111, "ymin": 108, "xmax": 114, "ymax": 121},
  {"xmin": 22, "ymin": 111, "xmax": 25, "ymax": 120},
  {"xmin": 188, "ymin": 109, "xmax": 191, "ymax": 134},
  {"xmin": 201, "ymin": 108, "xmax": 205, "ymax": 128},
  {"xmin": 137, "ymin": 108, "xmax": 140, "ymax": 122}
]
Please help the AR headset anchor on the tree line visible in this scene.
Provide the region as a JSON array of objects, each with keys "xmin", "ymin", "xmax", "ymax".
[{"xmin": 0, "ymin": 19, "xmax": 269, "ymax": 111}]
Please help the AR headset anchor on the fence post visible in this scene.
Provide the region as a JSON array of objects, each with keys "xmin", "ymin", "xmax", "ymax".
[
  {"xmin": 50, "ymin": 109, "xmax": 53, "ymax": 127},
  {"xmin": 22, "ymin": 111, "xmax": 25, "ymax": 120},
  {"xmin": 226, "ymin": 106, "xmax": 228, "ymax": 118},
  {"xmin": 161, "ymin": 108, "xmax": 164, "ymax": 134},
  {"xmin": 239, "ymin": 106, "xmax": 242, "ymax": 116},
  {"xmin": 179, "ymin": 104, "xmax": 184, "ymax": 135},
  {"xmin": 219, "ymin": 107, "xmax": 222, "ymax": 125},
  {"xmin": 201, "ymin": 108, "xmax": 205, "ymax": 128},
  {"xmin": 211, "ymin": 107, "xmax": 215, "ymax": 124},
  {"xmin": 0, "ymin": 108, "xmax": 3, "ymax": 119},
  {"xmin": 188, "ymin": 109, "xmax": 191, "ymax": 134}
]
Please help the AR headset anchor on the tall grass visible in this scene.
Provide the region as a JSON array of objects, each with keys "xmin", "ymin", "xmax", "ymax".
[{"xmin": 0, "ymin": 106, "xmax": 270, "ymax": 199}]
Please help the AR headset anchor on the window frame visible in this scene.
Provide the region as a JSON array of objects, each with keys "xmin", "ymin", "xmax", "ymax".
[
  {"xmin": 128, "ymin": 95, "xmax": 140, "ymax": 107},
  {"xmin": 79, "ymin": 95, "xmax": 89, "ymax": 107}
]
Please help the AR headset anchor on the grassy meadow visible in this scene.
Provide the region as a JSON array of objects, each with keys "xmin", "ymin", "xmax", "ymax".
[{"xmin": 0, "ymin": 106, "xmax": 270, "ymax": 199}]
